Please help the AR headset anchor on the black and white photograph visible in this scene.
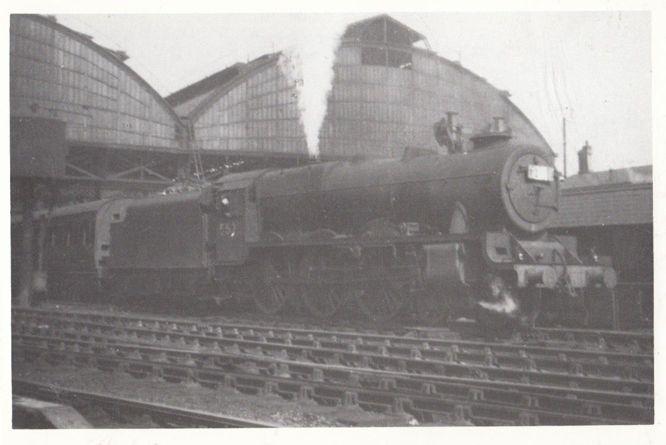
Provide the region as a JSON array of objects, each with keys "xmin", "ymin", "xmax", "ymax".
[{"xmin": 4, "ymin": 1, "xmax": 661, "ymax": 442}]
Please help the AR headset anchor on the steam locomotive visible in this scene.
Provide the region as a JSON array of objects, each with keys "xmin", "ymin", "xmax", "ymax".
[{"xmin": 24, "ymin": 139, "xmax": 617, "ymax": 325}]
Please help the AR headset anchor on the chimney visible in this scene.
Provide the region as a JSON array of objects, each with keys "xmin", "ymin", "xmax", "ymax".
[
  {"xmin": 578, "ymin": 141, "xmax": 592, "ymax": 174},
  {"xmin": 446, "ymin": 111, "xmax": 459, "ymax": 130}
]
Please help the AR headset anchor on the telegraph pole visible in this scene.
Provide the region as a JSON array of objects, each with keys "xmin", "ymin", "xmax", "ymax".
[
  {"xmin": 562, "ymin": 117, "xmax": 567, "ymax": 178},
  {"xmin": 17, "ymin": 178, "xmax": 35, "ymax": 307}
]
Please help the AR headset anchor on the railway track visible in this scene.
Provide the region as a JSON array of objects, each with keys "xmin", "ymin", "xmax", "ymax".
[
  {"xmin": 13, "ymin": 379, "xmax": 277, "ymax": 428},
  {"xmin": 13, "ymin": 308, "xmax": 653, "ymax": 376},
  {"xmin": 12, "ymin": 307, "xmax": 653, "ymax": 426},
  {"xmin": 525, "ymin": 327, "xmax": 653, "ymax": 352},
  {"xmin": 36, "ymin": 303, "xmax": 654, "ymax": 354},
  {"xmin": 15, "ymin": 305, "xmax": 654, "ymax": 351},
  {"xmin": 410, "ymin": 323, "xmax": 653, "ymax": 353}
]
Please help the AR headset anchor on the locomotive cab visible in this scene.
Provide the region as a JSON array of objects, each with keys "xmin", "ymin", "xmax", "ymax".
[
  {"xmin": 206, "ymin": 169, "xmax": 267, "ymax": 266},
  {"xmin": 202, "ymin": 185, "xmax": 249, "ymax": 265}
]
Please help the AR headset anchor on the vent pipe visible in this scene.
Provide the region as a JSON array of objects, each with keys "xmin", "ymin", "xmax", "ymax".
[{"xmin": 578, "ymin": 141, "xmax": 592, "ymax": 174}]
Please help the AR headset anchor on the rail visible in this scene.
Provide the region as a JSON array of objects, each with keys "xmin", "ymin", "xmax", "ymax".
[{"xmin": 12, "ymin": 378, "xmax": 277, "ymax": 428}]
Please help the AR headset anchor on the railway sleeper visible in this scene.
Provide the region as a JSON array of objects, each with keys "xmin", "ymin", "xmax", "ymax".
[
  {"xmin": 126, "ymin": 362, "xmax": 156, "ymax": 379},
  {"xmin": 344, "ymin": 391, "xmax": 359, "ymax": 407},
  {"xmin": 269, "ymin": 362, "xmax": 292, "ymax": 378},
  {"xmin": 355, "ymin": 392, "xmax": 397, "ymax": 414},
  {"xmin": 308, "ymin": 386, "xmax": 348, "ymax": 408},
  {"xmin": 468, "ymin": 388, "xmax": 485, "ymax": 401},
  {"xmin": 408, "ymin": 397, "xmax": 464, "ymax": 422},
  {"xmin": 471, "ymin": 403, "xmax": 531, "ymax": 425},
  {"xmin": 518, "ymin": 411, "xmax": 540, "ymax": 426},
  {"xmin": 232, "ymin": 376, "xmax": 266, "ymax": 395},
  {"xmin": 392, "ymin": 397, "xmax": 413, "ymax": 414},
  {"xmin": 298, "ymin": 385, "xmax": 315, "ymax": 401},
  {"xmin": 422, "ymin": 383, "xmax": 438, "ymax": 395},
  {"xmin": 93, "ymin": 357, "xmax": 123, "ymax": 373},
  {"xmin": 261, "ymin": 381, "xmax": 280, "ymax": 396},
  {"xmin": 160, "ymin": 366, "xmax": 194, "ymax": 383}
]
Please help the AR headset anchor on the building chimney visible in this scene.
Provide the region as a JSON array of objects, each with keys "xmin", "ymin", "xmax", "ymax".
[
  {"xmin": 578, "ymin": 141, "xmax": 592, "ymax": 174},
  {"xmin": 446, "ymin": 111, "xmax": 458, "ymax": 130}
]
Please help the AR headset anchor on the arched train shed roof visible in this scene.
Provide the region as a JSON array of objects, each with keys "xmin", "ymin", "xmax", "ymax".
[
  {"xmin": 11, "ymin": 14, "xmax": 186, "ymax": 152},
  {"xmin": 165, "ymin": 14, "xmax": 554, "ymax": 159},
  {"xmin": 31, "ymin": 14, "xmax": 184, "ymax": 128}
]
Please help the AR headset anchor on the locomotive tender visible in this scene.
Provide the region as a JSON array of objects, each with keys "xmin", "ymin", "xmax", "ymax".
[{"xmin": 30, "ymin": 139, "xmax": 617, "ymax": 324}]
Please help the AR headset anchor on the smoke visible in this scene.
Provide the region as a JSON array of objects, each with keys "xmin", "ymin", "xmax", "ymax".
[
  {"xmin": 277, "ymin": 16, "xmax": 350, "ymax": 159},
  {"xmin": 479, "ymin": 292, "xmax": 520, "ymax": 315}
]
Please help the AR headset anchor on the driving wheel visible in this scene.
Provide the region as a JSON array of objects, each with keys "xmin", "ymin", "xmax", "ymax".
[
  {"xmin": 299, "ymin": 252, "xmax": 357, "ymax": 319},
  {"xmin": 357, "ymin": 280, "xmax": 407, "ymax": 323},
  {"xmin": 252, "ymin": 256, "xmax": 293, "ymax": 315},
  {"xmin": 414, "ymin": 288, "xmax": 450, "ymax": 325}
]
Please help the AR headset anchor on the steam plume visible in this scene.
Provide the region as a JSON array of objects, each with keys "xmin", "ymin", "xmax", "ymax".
[
  {"xmin": 479, "ymin": 293, "xmax": 520, "ymax": 315},
  {"xmin": 277, "ymin": 15, "xmax": 350, "ymax": 159}
]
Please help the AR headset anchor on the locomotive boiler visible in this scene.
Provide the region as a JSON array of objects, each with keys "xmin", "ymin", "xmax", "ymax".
[{"xmin": 26, "ymin": 139, "xmax": 617, "ymax": 326}]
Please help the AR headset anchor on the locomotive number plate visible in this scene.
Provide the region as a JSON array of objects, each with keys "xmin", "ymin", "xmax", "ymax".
[{"xmin": 527, "ymin": 165, "xmax": 554, "ymax": 182}]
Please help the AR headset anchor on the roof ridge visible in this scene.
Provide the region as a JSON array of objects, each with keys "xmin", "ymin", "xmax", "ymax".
[
  {"xmin": 165, "ymin": 62, "xmax": 245, "ymax": 106},
  {"xmin": 166, "ymin": 52, "xmax": 281, "ymax": 107}
]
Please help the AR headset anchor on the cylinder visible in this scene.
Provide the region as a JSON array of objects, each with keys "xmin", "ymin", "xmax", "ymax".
[{"xmin": 423, "ymin": 243, "xmax": 466, "ymax": 285}]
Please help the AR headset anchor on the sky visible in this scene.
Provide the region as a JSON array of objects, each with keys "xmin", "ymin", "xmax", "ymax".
[{"xmin": 56, "ymin": 12, "xmax": 652, "ymax": 174}]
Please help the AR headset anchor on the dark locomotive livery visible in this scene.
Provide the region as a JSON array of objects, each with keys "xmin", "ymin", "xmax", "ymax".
[{"xmin": 26, "ymin": 139, "xmax": 617, "ymax": 325}]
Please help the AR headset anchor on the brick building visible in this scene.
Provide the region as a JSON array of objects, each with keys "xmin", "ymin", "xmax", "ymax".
[{"xmin": 550, "ymin": 165, "xmax": 653, "ymax": 327}]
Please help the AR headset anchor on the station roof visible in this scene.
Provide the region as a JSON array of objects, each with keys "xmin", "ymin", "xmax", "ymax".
[
  {"xmin": 23, "ymin": 15, "xmax": 184, "ymax": 129},
  {"xmin": 165, "ymin": 63, "xmax": 244, "ymax": 112},
  {"xmin": 165, "ymin": 14, "xmax": 553, "ymax": 156},
  {"xmin": 165, "ymin": 15, "xmax": 432, "ymax": 120},
  {"xmin": 166, "ymin": 54, "xmax": 279, "ymax": 120},
  {"xmin": 550, "ymin": 165, "xmax": 653, "ymax": 228}
]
